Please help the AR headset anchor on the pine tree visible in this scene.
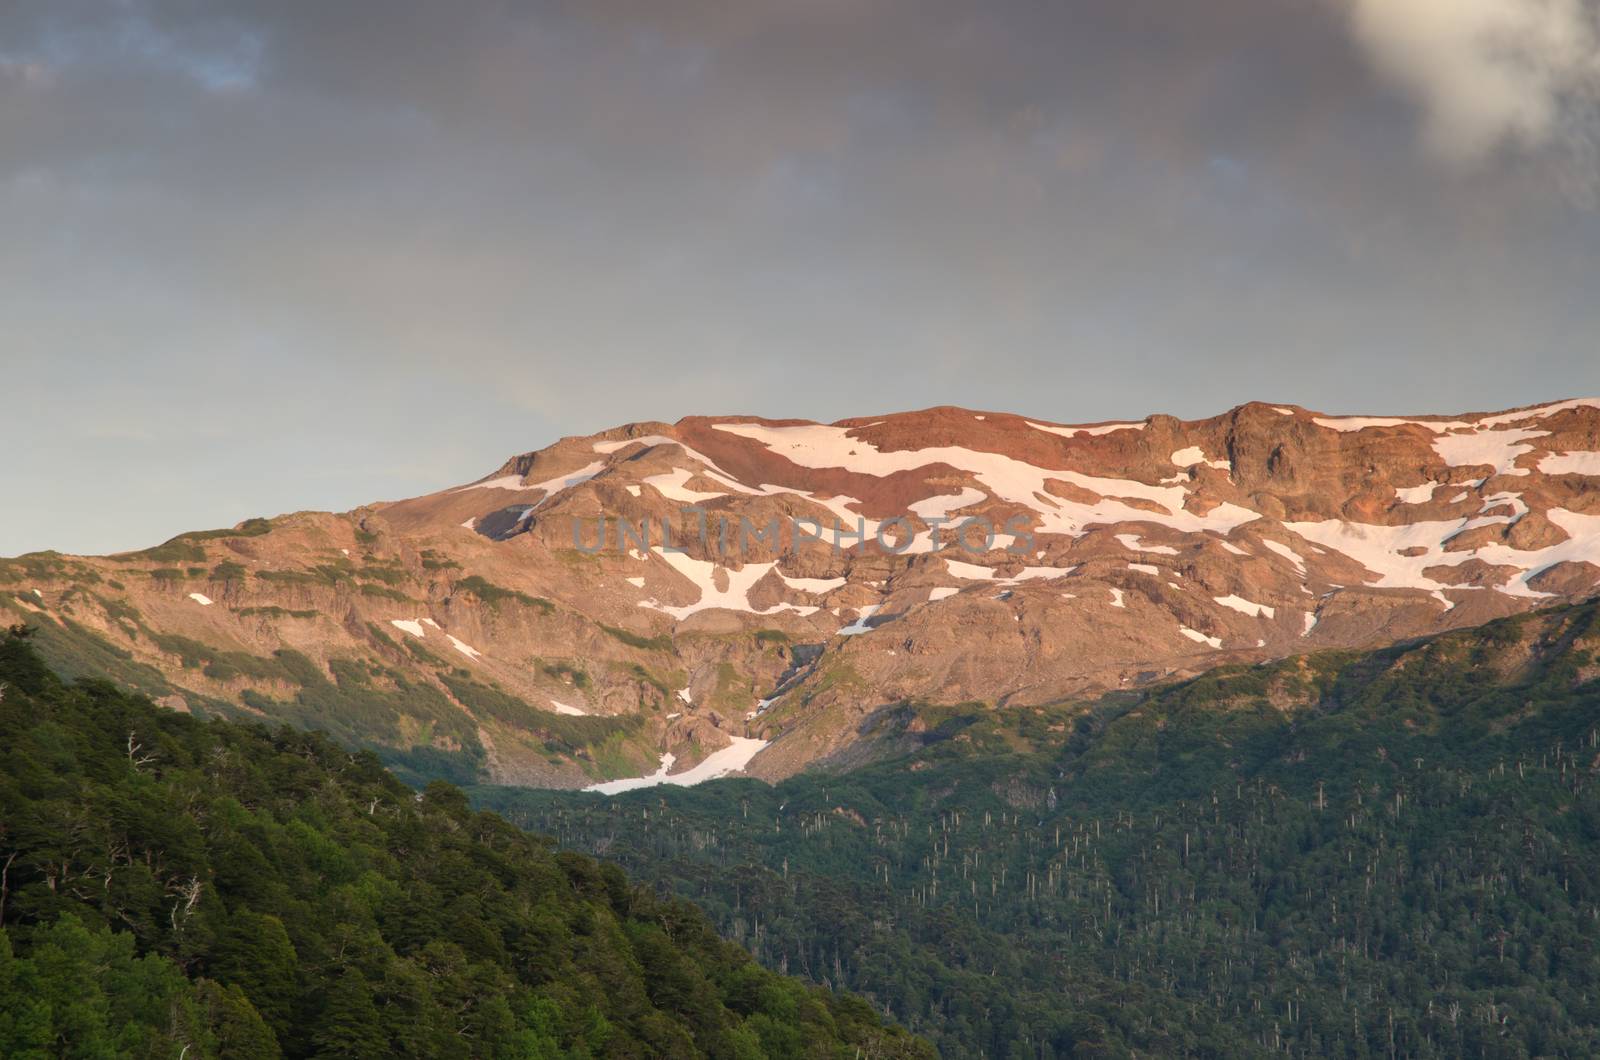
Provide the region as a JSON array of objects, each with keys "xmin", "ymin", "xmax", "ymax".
[{"xmin": 311, "ymin": 969, "xmax": 385, "ymax": 1059}]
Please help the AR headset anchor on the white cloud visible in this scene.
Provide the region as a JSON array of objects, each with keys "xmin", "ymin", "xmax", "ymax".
[{"xmin": 1341, "ymin": 0, "xmax": 1600, "ymax": 163}]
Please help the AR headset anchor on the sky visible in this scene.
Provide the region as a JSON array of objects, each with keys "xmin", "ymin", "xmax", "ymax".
[{"xmin": 3, "ymin": 0, "xmax": 1599, "ymax": 557}]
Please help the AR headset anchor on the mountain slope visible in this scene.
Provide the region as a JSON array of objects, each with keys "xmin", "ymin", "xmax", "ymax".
[
  {"xmin": 0, "ymin": 625, "xmax": 930, "ymax": 1059},
  {"xmin": 5, "ymin": 398, "xmax": 1600, "ymax": 787},
  {"xmin": 473, "ymin": 600, "xmax": 1600, "ymax": 1058}
]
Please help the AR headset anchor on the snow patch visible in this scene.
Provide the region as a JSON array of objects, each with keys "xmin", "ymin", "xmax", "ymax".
[
  {"xmin": 187, "ymin": 593, "xmax": 213, "ymax": 606},
  {"xmin": 551, "ymin": 701, "xmax": 588, "ymax": 716},
  {"xmin": 1116, "ymin": 532, "xmax": 1179, "ymax": 556},
  {"xmin": 946, "ymin": 559, "xmax": 996, "ymax": 580},
  {"xmin": 928, "ymin": 586, "xmax": 960, "ymax": 602},
  {"xmin": 1129, "ymin": 563, "xmax": 1159, "ymax": 575},
  {"xmin": 1394, "ymin": 483, "xmax": 1437, "ymax": 504},
  {"xmin": 909, "ymin": 487, "xmax": 987, "ymax": 519},
  {"xmin": 583, "ymin": 736, "xmax": 769, "ymax": 794},
  {"xmin": 1108, "ymin": 588, "xmax": 1126, "ymax": 608},
  {"xmin": 713, "ymin": 422, "xmax": 1259, "ymax": 540},
  {"xmin": 1027, "ymin": 420, "xmax": 1146, "ymax": 438},
  {"xmin": 639, "ymin": 549, "xmax": 816, "ymax": 620},
  {"xmin": 625, "ymin": 576, "xmax": 645, "ymax": 588},
  {"xmin": 1313, "ymin": 414, "xmax": 1473, "ymax": 433},
  {"xmin": 775, "ymin": 571, "xmax": 848, "ymax": 594},
  {"xmin": 1261, "ymin": 539, "xmax": 1307, "ymax": 574},
  {"xmin": 457, "ymin": 460, "xmax": 606, "ymax": 499},
  {"xmin": 1540, "ymin": 451, "xmax": 1600, "ymax": 476},
  {"xmin": 838, "ymin": 604, "xmax": 882, "ymax": 635},
  {"xmin": 1432, "ymin": 428, "xmax": 1547, "ymax": 477},
  {"xmin": 446, "ymin": 635, "xmax": 481, "ymax": 660},
  {"xmin": 1214, "ymin": 595, "xmax": 1275, "ymax": 618},
  {"xmin": 1283, "ymin": 509, "xmax": 1600, "ymax": 599},
  {"xmin": 1179, "ymin": 627, "xmax": 1223, "ymax": 649},
  {"xmin": 390, "ymin": 619, "xmax": 425, "ymax": 638},
  {"xmin": 1478, "ymin": 399, "xmax": 1600, "ymax": 426},
  {"xmin": 592, "ymin": 435, "xmax": 777, "ymax": 497},
  {"xmin": 642, "ymin": 467, "xmax": 728, "ymax": 503},
  {"xmin": 1170, "ymin": 446, "xmax": 1206, "ymax": 467}
]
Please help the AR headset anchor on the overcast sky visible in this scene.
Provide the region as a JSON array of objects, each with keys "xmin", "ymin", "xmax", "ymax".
[{"xmin": 4, "ymin": 0, "xmax": 1599, "ymax": 556}]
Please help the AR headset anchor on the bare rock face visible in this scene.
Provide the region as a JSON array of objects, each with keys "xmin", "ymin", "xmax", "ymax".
[
  {"xmin": 1527, "ymin": 561, "xmax": 1600, "ymax": 597},
  {"xmin": 1423, "ymin": 560, "xmax": 1522, "ymax": 587},
  {"xmin": 1443, "ymin": 525, "xmax": 1505, "ymax": 552},
  {"xmin": 1507, "ymin": 511, "xmax": 1571, "ymax": 551},
  {"xmin": 7, "ymin": 397, "xmax": 1600, "ymax": 788}
]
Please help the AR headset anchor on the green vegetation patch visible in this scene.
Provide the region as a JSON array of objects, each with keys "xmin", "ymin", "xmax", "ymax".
[
  {"xmin": 357, "ymin": 583, "xmax": 412, "ymax": 602},
  {"xmin": 355, "ymin": 562, "xmax": 407, "ymax": 585},
  {"xmin": 599, "ymin": 623, "xmax": 673, "ymax": 651},
  {"xmin": 475, "ymin": 600, "xmax": 1600, "ymax": 1060},
  {"xmin": 255, "ymin": 564, "xmax": 353, "ymax": 588},
  {"xmin": 623, "ymin": 662, "xmax": 675, "ymax": 699},
  {"xmin": 439, "ymin": 673, "xmax": 642, "ymax": 754},
  {"xmin": 232, "ymin": 606, "xmax": 319, "ymax": 620},
  {"xmin": 453, "ymin": 575, "xmax": 554, "ymax": 613},
  {"xmin": 126, "ymin": 518, "xmax": 273, "ymax": 564},
  {"xmin": 538, "ymin": 659, "xmax": 592, "ymax": 689},
  {"xmin": 209, "ymin": 561, "xmax": 248, "ymax": 582},
  {"xmin": 0, "ymin": 627, "xmax": 923, "ymax": 1058},
  {"xmin": 0, "ymin": 552, "xmax": 72, "ymax": 584}
]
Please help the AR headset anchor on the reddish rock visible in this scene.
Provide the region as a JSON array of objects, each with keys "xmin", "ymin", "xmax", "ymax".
[
  {"xmin": 1507, "ymin": 511, "xmax": 1570, "ymax": 551},
  {"xmin": 1443, "ymin": 525, "xmax": 1504, "ymax": 553},
  {"xmin": 1527, "ymin": 562, "xmax": 1600, "ymax": 596},
  {"xmin": 1423, "ymin": 560, "xmax": 1521, "ymax": 587}
]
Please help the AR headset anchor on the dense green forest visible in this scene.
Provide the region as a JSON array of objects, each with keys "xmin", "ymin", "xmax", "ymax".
[
  {"xmin": 477, "ymin": 601, "xmax": 1600, "ymax": 1058},
  {"xmin": 0, "ymin": 625, "xmax": 931, "ymax": 1059}
]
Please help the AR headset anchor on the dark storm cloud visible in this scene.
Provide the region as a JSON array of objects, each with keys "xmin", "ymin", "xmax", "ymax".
[{"xmin": 2, "ymin": 0, "xmax": 1598, "ymax": 555}]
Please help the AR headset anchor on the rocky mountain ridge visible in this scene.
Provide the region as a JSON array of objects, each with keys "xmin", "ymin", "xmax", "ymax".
[{"xmin": 6, "ymin": 398, "xmax": 1599, "ymax": 787}]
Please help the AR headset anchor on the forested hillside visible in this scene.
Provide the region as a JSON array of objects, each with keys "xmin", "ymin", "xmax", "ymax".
[
  {"xmin": 0, "ymin": 625, "xmax": 930, "ymax": 1059},
  {"xmin": 477, "ymin": 601, "xmax": 1600, "ymax": 1058}
]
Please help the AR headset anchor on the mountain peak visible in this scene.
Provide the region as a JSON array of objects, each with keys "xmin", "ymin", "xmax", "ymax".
[{"xmin": 7, "ymin": 397, "xmax": 1599, "ymax": 789}]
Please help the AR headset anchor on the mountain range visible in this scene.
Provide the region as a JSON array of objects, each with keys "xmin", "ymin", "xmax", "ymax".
[{"xmin": 6, "ymin": 398, "xmax": 1599, "ymax": 789}]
